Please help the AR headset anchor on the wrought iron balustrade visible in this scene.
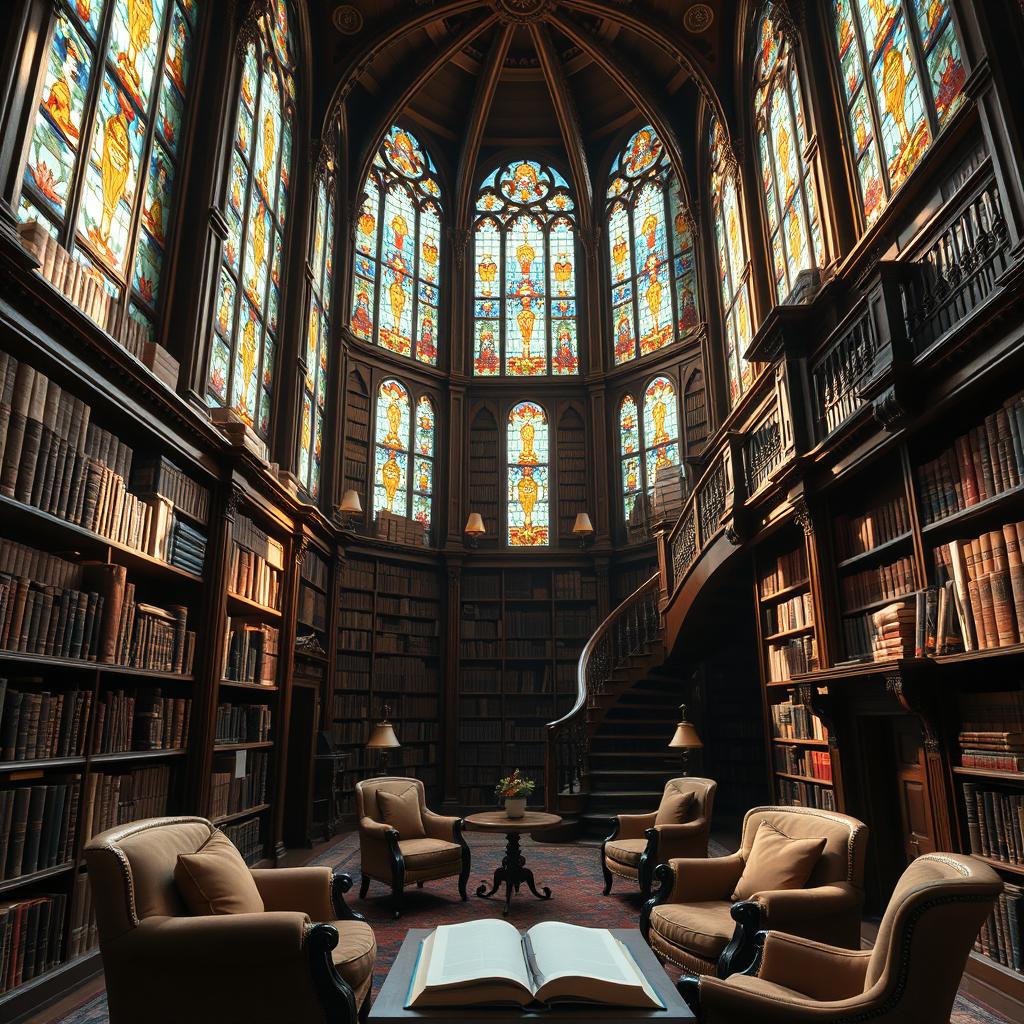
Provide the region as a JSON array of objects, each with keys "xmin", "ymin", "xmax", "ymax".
[
  {"xmin": 744, "ymin": 405, "xmax": 784, "ymax": 494},
  {"xmin": 697, "ymin": 458, "xmax": 726, "ymax": 542},
  {"xmin": 810, "ymin": 307, "xmax": 876, "ymax": 440}
]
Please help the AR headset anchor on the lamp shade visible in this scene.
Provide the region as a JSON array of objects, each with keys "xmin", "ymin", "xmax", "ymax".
[
  {"xmin": 367, "ymin": 721, "xmax": 401, "ymax": 749},
  {"xmin": 668, "ymin": 704, "xmax": 702, "ymax": 749},
  {"xmin": 464, "ymin": 512, "xmax": 486, "ymax": 535},
  {"xmin": 572, "ymin": 512, "xmax": 595, "ymax": 536},
  {"xmin": 340, "ymin": 489, "xmax": 363, "ymax": 514}
]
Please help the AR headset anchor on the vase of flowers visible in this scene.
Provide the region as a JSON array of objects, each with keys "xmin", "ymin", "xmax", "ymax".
[{"xmin": 495, "ymin": 769, "xmax": 535, "ymax": 819}]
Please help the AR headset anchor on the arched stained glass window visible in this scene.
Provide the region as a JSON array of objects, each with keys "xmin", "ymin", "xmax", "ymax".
[
  {"xmin": 473, "ymin": 160, "xmax": 578, "ymax": 376},
  {"xmin": 18, "ymin": 0, "xmax": 201, "ymax": 342},
  {"xmin": 618, "ymin": 395, "xmax": 642, "ymax": 524},
  {"xmin": 507, "ymin": 402, "xmax": 549, "ymax": 546},
  {"xmin": 754, "ymin": 8, "xmax": 825, "ymax": 303},
  {"xmin": 351, "ymin": 125, "xmax": 442, "ymax": 366},
  {"xmin": 297, "ymin": 144, "xmax": 336, "ymax": 501},
  {"xmin": 372, "ymin": 379, "xmax": 434, "ymax": 536},
  {"xmin": 831, "ymin": 0, "xmax": 966, "ymax": 227},
  {"xmin": 709, "ymin": 117, "xmax": 754, "ymax": 407},
  {"xmin": 207, "ymin": 0, "xmax": 296, "ymax": 438},
  {"xmin": 606, "ymin": 125, "xmax": 699, "ymax": 366}
]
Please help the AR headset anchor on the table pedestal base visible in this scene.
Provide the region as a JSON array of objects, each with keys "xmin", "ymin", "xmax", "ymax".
[{"xmin": 475, "ymin": 831, "xmax": 552, "ymax": 916}]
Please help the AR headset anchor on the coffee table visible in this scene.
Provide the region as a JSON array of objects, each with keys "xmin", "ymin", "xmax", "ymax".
[
  {"xmin": 463, "ymin": 811, "xmax": 561, "ymax": 916},
  {"xmin": 369, "ymin": 927, "xmax": 694, "ymax": 1023}
]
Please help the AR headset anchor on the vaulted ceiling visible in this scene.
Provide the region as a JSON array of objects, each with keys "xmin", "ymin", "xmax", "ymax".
[{"xmin": 307, "ymin": 1, "xmax": 739, "ymax": 213}]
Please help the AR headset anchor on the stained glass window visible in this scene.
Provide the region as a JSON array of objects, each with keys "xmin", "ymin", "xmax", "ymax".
[
  {"xmin": 350, "ymin": 125, "xmax": 442, "ymax": 366},
  {"xmin": 18, "ymin": 0, "xmax": 201, "ymax": 343},
  {"xmin": 831, "ymin": 0, "xmax": 966, "ymax": 227},
  {"xmin": 473, "ymin": 160, "xmax": 578, "ymax": 376},
  {"xmin": 754, "ymin": 8, "xmax": 825, "ymax": 303},
  {"xmin": 709, "ymin": 117, "xmax": 755, "ymax": 407},
  {"xmin": 507, "ymin": 402, "xmax": 549, "ymax": 546},
  {"xmin": 297, "ymin": 143, "xmax": 336, "ymax": 501},
  {"xmin": 606, "ymin": 125, "xmax": 700, "ymax": 366},
  {"xmin": 372, "ymin": 379, "xmax": 434, "ymax": 537},
  {"xmin": 206, "ymin": 0, "xmax": 296, "ymax": 439}
]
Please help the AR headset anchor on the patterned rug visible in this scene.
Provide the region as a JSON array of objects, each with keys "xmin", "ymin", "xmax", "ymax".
[{"xmin": 45, "ymin": 833, "xmax": 1010, "ymax": 1023}]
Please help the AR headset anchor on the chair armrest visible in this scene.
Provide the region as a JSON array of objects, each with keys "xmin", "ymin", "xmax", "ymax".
[
  {"xmin": 646, "ymin": 820, "xmax": 709, "ymax": 859},
  {"xmin": 757, "ymin": 930, "xmax": 871, "ymax": 1001},
  {"xmin": 753, "ymin": 883, "xmax": 862, "ymax": 932},
  {"xmin": 331, "ymin": 873, "xmax": 365, "ymax": 921},
  {"xmin": 693, "ymin": 972, "xmax": 863, "ymax": 1024},
  {"xmin": 611, "ymin": 811, "xmax": 657, "ymax": 840},
  {"xmin": 422, "ymin": 810, "xmax": 460, "ymax": 842},
  {"xmin": 662, "ymin": 854, "xmax": 744, "ymax": 902},
  {"xmin": 359, "ymin": 816, "xmax": 397, "ymax": 840},
  {"xmin": 251, "ymin": 867, "xmax": 335, "ymax": 921}
]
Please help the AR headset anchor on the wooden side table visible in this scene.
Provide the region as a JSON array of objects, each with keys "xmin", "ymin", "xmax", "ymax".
[{"xmin": 463, "ymin": 811, "xmax": 562, "ymax": 916}]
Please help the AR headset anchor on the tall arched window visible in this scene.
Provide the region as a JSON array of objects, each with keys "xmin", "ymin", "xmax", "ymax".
[
  {"xmin": 351, "ymin": 125, "xmax": 442, "ymax": 366},
  {"xmin": 709, "ymin": 116, "xmax": 754, "ymax": 407},
  {"xmin": 473, "ymin": 160, "xmax": 578, "ymax": 376},
  {"xmin": 754, "ymin": 8, "xmax": 824, "ymax": 303},
  {"xmin": 618, "ymin": 395, "xmax": 642, "ymax": 524},
  {"xmin": 606, "ymin": 125, "xmax": 699, "ymax": 366},
  {"xmin": 831, "ymin": 0, "xmax": 966, "ymax": 227},
  {"xmin": 297, "ymin": 143, "xmax": 336, "ymax": 501},
  {"xmin": 507, "ymin": 401, "xmax": 549, "ymax": 546},
  {"xmin": 372, "ymin": 379, "xmax": 434, "ymax": 536},
  {"xmin": 18, "ymin": 0, "xmax": 201, "ymax": 341},
  {"xmin": 207, "ymin": 0, "xmax": 296, "ymax": 439}
]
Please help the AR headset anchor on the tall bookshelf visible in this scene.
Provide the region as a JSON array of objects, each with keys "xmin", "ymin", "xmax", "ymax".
[
  {"xmin": 456, "ymin": 566, "xmax": 596, "ymax": 808},
  {"xmin": 467, "ymin": 407, "xmax": 500, "ymax": 549},
  {"xmin": 556, "ymin": 407, "xmax": 587, "ymax": 545}
]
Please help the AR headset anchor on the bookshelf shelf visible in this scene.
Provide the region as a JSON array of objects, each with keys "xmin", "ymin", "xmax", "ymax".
[
  {"xmin": 219, "ymin": 680, "xmax": 280, "ymax": 692},
  {"xmin": 920, "ymin": 481, "xmax": 1024, "ymax": 537},
  {"xmin": 952, "ymin": 765, "xmax": 1024, "ymax": 783},
  {"xmin": 757, "ymin": 579, "xmax": 810, "ymax": 605},
  {"xmin": 0, "ymin": 756, "xmax": 87, "ymax": 772},
  {"xmin": 764, "ymin": 625, "xmax": 815, "ymax": 642},
  {"xmin": 0, "ymin": 650, "xmax": 194, "ymax": 681},
  {"xmin": 971, "ymin": 854, "xmax": 1024, "ymax": 878},
  {"xmin": 90, "ymin": 749, "xmax": 187, "ymax": 765},
  {"xmin": 841, "ymin": 593, "xmax": 916, "ymax": 618},
  {"xmin": 775, "ymin": 770, "xmax": 833, "ymax": 786},
  {"xmin": 214, "ymin": 741, "xmax": 275, "ymax": 752},
  {"xmin": 771, "ymin": 737, "xmax": 829, "ymax": 748},
  {"xmin": 0, "ymin": 862, "xmax": 75, "ymax": 895},
  {"xmin": 212, "ymin": 803, "xmax": 272, "ymax": 826},
  {"xmin": 226, "ymin": 591, "xmax": 283, "ymax": 619},
  {"xmin": 835, "ymin": 531, "xmax": 914, "ymax": 571}
]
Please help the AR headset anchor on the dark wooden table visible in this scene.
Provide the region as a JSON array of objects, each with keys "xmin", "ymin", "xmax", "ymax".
[
  {"xmin": 368, "ymin": 927, "xmax": 694, "ymax": 1024},
  {"xmin": 463, "ymin": 811, "xmax": 561, "ymax": 916}
]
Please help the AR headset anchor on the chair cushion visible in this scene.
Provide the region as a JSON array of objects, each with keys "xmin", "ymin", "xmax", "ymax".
[
  {"xmin": 173, "ymin": 830, "xmax": 264, "ymax": 916},
  {"xmin": 649, "ymin": 901, "xmax": 735, "ymax": 960},
  {"xmin": 398, "ymin": 838, "xmax": 461, "ymax": 869},
  {"xmin": 377, "ymin": 786, "xmax": 426, "ymax": 839},
  {"xmin": 605, "ymin": 838, "xmax": 648, "ymax": 867},
  {"xmin": 656, "ymin": 790, "xmax": 696, "ymax": 826},
  {"xmin": 331, "ymin": 920, "xmax": 377, "ymax": 1004},
  {"xmin": 732, "ymin": 820, "xmax": 826, "ymax": 901}
]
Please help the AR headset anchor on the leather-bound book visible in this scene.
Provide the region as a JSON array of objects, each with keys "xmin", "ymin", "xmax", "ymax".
[
  {"xmin": 19, "ymin": 785, "xmax": 47, "ymax": 875},
  {"xmin": 13, "ymin": 371, "xmax": 50, "ymax": 504},
  {"xmin": 81, "ymin": 563, "xmax": 126, "ymax": 665},
  {"xmin": 989, "ymin": 529, "xmax": 1018, "ymax": 646},
  {"xmin": 1, "ymin": 362, "xmax": 36, "ymax": 498},
  {"xmin": 5, "ymin": 786, "xmax": 32, "ymax": 878},
  {"xmin": 29, "ymin": 378, "xmax": 62, "ymax": 508},
  {"xmin": 0, "ymin": 353, "xmax": 15, "ymax": 472}
]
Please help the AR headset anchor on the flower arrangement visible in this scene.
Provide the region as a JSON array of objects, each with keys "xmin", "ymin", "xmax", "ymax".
[{"xmin": 495, "ymin": 769, "xmax": 535, "ymax": 799}]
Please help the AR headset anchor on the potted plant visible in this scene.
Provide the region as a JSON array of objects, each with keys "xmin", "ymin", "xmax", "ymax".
[{"xmin": 495, "ymin": 769, "xmax": 535, "ymax": 819}]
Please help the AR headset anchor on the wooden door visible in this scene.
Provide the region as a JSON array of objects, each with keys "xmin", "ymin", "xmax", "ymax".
[{"xmin": 890, "ymin": 717, "xmax": 938, "ymax": 863}]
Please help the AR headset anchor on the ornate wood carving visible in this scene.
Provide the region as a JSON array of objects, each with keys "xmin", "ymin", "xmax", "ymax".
[{"xmin": 791, "ymin": 493, "xmax": 813, "ymax": 536}]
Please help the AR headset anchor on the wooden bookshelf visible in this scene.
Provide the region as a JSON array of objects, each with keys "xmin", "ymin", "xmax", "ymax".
[{"xmin": 467, "ymin": 406, "xmax": 500, "ymax": 549}]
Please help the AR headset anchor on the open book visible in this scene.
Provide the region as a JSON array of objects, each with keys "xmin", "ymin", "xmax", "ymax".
[{"xmin": 404, "ymin": 920, "xmax": 665, "ymax": 1009}]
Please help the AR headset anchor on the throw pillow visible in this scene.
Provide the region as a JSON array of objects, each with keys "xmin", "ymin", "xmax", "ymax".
[
  {"xmin": 377, "ymin": 786, "xmax": 426, "ymax": 839},
  {"xmin": 655, "ymin": 789, "xmax": 697, "ymax": 826},
  {"xmin": 174, "ymin": 830, "xmax": 265, "ymax": 915},
  {"xmin": 732, "ymin": 820, "xmax": 826, "ymax": 901}
]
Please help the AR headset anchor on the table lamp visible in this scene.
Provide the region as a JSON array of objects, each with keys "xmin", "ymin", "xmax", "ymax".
[
  {"xmin": 572, "ymin": 512, "xmax": 594, "ymax": 548},
  {"xmin": 464, "ymin": 512, "xmax": 486, "ymax": 548},
  {"xmin": 668, "ymin": 704, "xmax": 702, "ymax": 776},
  {"xmin": 367, "ymin": 704, "xmax": 400, "ymax": 776},
  {"xmin": 337, "ymin": 489, "xmax": 363, "ymax": 529}
]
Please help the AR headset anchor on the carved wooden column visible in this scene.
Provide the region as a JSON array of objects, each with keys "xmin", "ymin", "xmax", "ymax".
[
  {"xmin": 791, "ymin": 491, "xmax": 835, "ymax": 670},
  {"xmin": 446, "ymin": 378, "xmax": 467, "ymax": 546},
  {"xmin": 794, "ymin": 681, "xmax": 845, "ymax": 814}
]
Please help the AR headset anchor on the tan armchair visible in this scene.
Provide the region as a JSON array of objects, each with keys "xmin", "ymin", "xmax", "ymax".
[
  {"xmin": 84, "ymin": 817, "xmax": 375, "ymax": 1024},
  {"xmin": 678, "ymin": 853, "xmax": 1002, "ymax": 1023},
  {"xmin": 355, "ymin": 776, "xmax": 470, "ymax": 918},
  {"xmin": 641, "ymin": 805, "xmax": 868, "ymax": 978},
  {"xmin": 602, "ymin": 777, "xmax": 716, "ymax": 898}
]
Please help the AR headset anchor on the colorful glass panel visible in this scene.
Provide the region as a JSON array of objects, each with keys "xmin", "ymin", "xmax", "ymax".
[
  {"xmin": 413, "ymin": 396, "xmax": 435, "ymax": 530},
  {"xmin": 507, "ymin": 402, "xmax": 549, "ymax": 547},
  {"xmin": 374, "ymin": 379, "xmax": 411, "ymax": 519},
  {"xmin": 606, "ymin": 125, "xmax": 700, "ymax": 365}
]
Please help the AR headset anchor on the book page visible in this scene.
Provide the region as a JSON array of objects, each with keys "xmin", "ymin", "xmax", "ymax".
[{"xmin": 425, "ymin": 919, "xmax": 534, "ymax": 994}]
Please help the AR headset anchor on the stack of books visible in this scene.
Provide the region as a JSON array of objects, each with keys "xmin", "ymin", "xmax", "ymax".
[
  {"xmin": 958, "ymin": 691, "xmax": 1024, "ymax": 771},
  {"xmin": 869, "ymin": 601, "xmax": 916, "ymax": 660}
]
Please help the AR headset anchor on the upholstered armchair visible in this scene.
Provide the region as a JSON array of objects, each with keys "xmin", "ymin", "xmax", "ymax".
[
  {"xmin": 602, "ymin": 777, "xmax": 716, "ymax": 898},
  {"xmin": 84, "ymin": 817, "xmax": 375, "ymax": 1024},
  {"xmin": 355, "ymin": 776, "xmax": 470, "ymax": 918},
  {"xmin": 641, "ymin": 805, "xmax": 868, "ymax": 978},
  {"xmin": 677, "ymin": 853, "xmax": 1002, "ymax": 1023}
]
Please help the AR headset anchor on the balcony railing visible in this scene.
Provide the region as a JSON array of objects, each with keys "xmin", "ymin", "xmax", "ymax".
[
  {"xmin": 744, "ymin": 403, "xmax": 785, "ymax": 495},
  {"xmin": 810, "ymin": 304, "xmax": 876, "ymax": 440}
]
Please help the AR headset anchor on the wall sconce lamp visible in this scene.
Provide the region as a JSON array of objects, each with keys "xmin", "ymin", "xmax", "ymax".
[
  {"xmin": 464, "ymin": 512, "xmax": 486, "ymax": 548},
  {"xmin": 572, "ymin": 512, "xmax": 595, "ymax": 548},
  {"xmin": 668, "ymin": 704, "xmax": 703, "ymax": 776},
  {"xmin": 335, "ymin": 489, "xmax": 363, "ymax": 530}
]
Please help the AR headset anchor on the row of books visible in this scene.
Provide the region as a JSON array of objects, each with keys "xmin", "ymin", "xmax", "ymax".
[
  {"xmin": 0, "ymin": 892, "xmax": 67, "ymax": 996},
  {"xmin": 91, "ymin": 690, "xmax": 191, "ymax": 754},
  {"xmin": 862, "ymin": 590, "xmax": 965, "ymax": 661},
  {"xmin": 772, "ymin": 746, "xmax": 833, "ymax": 781},
  {"xmin": 764, "ymin": 591, "xmax": 813, "ymax": 635},
  {"xmin": 210, "ymin": 751, "xmax": 269, "ymax": 819},
  {"xmin": 759, "ymin": 548, "xmax": 807, "ymax": 599},
  {"xmin": 297, "ymin": 585, "xmax": 327, "ymax": 631},
  {"xmin": 378, "ymin": 616, "xmax": 437, "ymax": 638},
  {"xmin": 833, "ymin": 495, "xmax": 910, "ymax": 560},
  {"xmin": 331, "ymin": 694, "xmax": 368, "ymax": 719},
  {"xmin": 115, "ymin": 590, "xmax": 195, "ymax": 674},
  {"xmin": 976, "ymin": 882, "xmax": 1023, "ymax": 974},
  {"xmin": 770, "ymin": 700, "xmax": 829, "ymax": 741},
  {"xmin": 0, "ymin": 780, "xmax": 79, "ymax": 880},
  {"xmin": 222, "ymin": 618, "xmax": 279, "ymax": 686},
  {"xmin": 376, "ymin": 595, "xmax": 435, "ymax": 618},
  {"xmin": 962, "ymin": 782, "xmax": 1024, "ymax": 866},
  {"xmin": 766, "ymin": 635, "xmax": 817, "ymax": 682},
  {"xmin": 937, "ymin": 525, "xmax": 1024, "ymax": 652},
  {"xmin": 215, "ymin": 703, "xmax": 272, "ymax": 744},
  {"xmin": 299, "ymin": 552, "xmax": 328, "ymax": 591},
  {"xmin": 230, "ymin": 513, "xmax": 284, "ymax": 610},
  {"xmin": 69, "ymin": 871, "xmax": 99, "ymax": 960},
  {"xmin": 551, "ymin": 571, "xmax": 597, "ymax": 600},
  {"xmin": 377, "ymin": 566, "xmax": 439, "ymax": 599},
  {"xmin": 917, "ymin": 390, "xmax": 1024, "ymax": 524},
  {"xmin": 221, "ymin": 818, "xmax": 262, "ymax": 866},
  {"xmin": 374, "ymin": 509, "xmax": 427, "ymax": 546},
  {"xmin": 82, "ymin": 766, "xmax": 171, "ymax": 843},
  {"xmin": 131, "ymin": 454, "xmax": 210, "ymax": 526},
  {"xmin": 553, "ymin": 608, "xmax": 597, "ymax": 636},
  {"xmin": 0, "ymin": 684, "xmax": 91, "ymax": 761},
  {"xmin": 340, "ymin": 566, "xmax": 376, "ymax": 592},
  {"xmin": 164, "ymin": 516, "xmax": 207, "ymax": 576},
  {"xmin": 777, "ymin": 778, "xmax": 835, "ymax": 809},
  {"xmin": 839, "ymin": 555, "xmax": 915, "ymax": 610},
  {"xmin": 376, "ymin": 634, "xmax": 437, "ymax": 657}
]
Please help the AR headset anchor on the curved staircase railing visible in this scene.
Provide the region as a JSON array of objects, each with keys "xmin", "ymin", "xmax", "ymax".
[{"xmin": 544, "ymin": 572, "xmax": 662, "ymax": 810}]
